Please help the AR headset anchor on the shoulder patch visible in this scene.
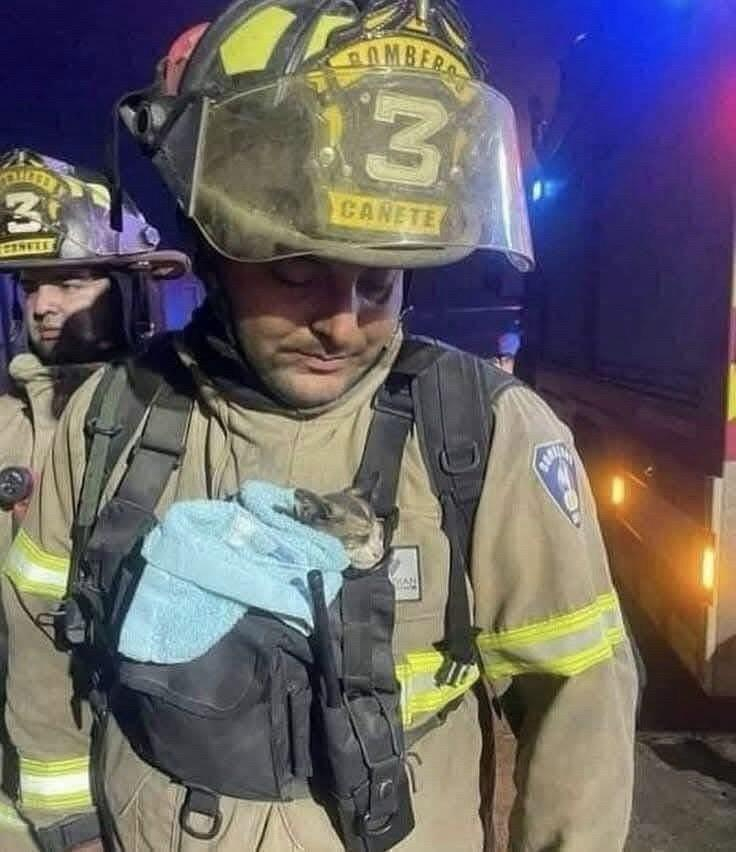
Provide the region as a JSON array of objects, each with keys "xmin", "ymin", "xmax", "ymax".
[{"xmin": 533, "ymin": 441, "xmax": 582, "ymax": 528}]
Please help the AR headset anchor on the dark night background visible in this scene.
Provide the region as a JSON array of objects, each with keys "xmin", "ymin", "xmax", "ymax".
[
  {"xmin": 0, "ymin": 0, "xmax": 661, "ymax": 340},
  {"xmin": 0, "ymin": 1, "xmax": 593, "ymax": 223}
]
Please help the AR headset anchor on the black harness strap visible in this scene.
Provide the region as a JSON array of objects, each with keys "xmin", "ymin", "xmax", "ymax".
[
  {"xmin": 356, "ymin": 338, "xmax": 518, "ymax": 687},
  {"xmin": 355, "ymin": 378, "xmax": 412, "ymax": 523},
  {"xmin": 70, "ymin": 365, "xmax": 129, "ymax": 588},
  {"xmin": 413, "ymin": 352, "xmax": 517, "ymax": 683},
  {"xmin": 35, "ymin": 812, "xmax": 102, "ymax": 852},
  {"xmin": 71, "ymin": 336, "xmax": 192, "ymax": 588},
  {"xmin": 355, "ymin": 339, "xmax": 445, "ymax": 520},
  {"xmin": 81, "ymin": 379, "xmax": 193, "ymax": 644},
  {"xmin": 348, "ymin": 342, "xmax": 446, "ymax": 693},
  {"xmin": 62, "ymin": 340, "xmax": 194, "ymax": 656},
  {"xmin": 113, "ymin": 385, "xmax": 192, "ymax": 509}
]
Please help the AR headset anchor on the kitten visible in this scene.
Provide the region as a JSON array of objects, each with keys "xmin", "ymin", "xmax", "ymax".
[{"xmin": 293, "ymin": 482, "xmax": 387, "ymax": 570}]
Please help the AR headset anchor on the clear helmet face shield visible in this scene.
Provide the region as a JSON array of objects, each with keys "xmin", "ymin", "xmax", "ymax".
[{"xmin": 187, "ymin": 66, "xmax": 534, "ymax": 270}]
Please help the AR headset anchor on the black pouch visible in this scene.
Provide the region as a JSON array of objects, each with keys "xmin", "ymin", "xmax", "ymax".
[
  {"xmin": 320, "ymin": 696, "xmax": 415, "ymax": 852},
  {"xmin": 311, "ymin": 563, "xmax": 416, "ymax": 852},
  {"xmin": 113, "ymin": 610, "xmax": 314, "ymax": 801},
  {"xmin": 73, "ymin": 493, "xmax": 314, "ymax": 802}
]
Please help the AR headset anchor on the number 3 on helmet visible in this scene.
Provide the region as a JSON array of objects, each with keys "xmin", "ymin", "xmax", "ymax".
[{"xmin": 120, "ymin": 0, "xmax": 534, "ymax": 272}]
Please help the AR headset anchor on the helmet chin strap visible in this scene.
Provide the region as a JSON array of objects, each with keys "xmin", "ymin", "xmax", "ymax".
[
  {"xmin": 191, "ymin": 244, "xmax": 245, "ymax": 357},
  {"xmin": 106, "ymin": 92, "xmax": 131, "ymax": 234}
]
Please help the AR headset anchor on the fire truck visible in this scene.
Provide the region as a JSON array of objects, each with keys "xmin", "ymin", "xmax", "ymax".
[{"xmin": 527, "ymin": 3, "xmax": 736, "ymax": 694}]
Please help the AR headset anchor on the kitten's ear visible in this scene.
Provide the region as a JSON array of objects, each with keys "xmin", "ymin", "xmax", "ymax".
[
  {"xmin": 294, "ymin": 488, "xmax": 332, "ymax": 523},
  {"xmin": 351, "ymin": 472, "xmax": 380, "ymax": 506}
]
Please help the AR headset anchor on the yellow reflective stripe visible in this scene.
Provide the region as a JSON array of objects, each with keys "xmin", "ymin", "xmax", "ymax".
[
  {"xmin": 0, "ymin": 801, "xmax": 30, "ymax": 831},
  {"xmin": 396, "ymin": 650, "xmax": 480, "ymax": 729},
  {"xmin": 479, "ymin": 593, "xmax": 619, "ymax": 649},
  {"xmin": 219, "ymin": 7, "xmax": 297, "ymax": 75},
  {"xmin": 19, "ymin": 756, "xmax": 92, "ymax": 812},
  {"xmin": 477, "ymin": 594, "xmax": 627, "ymax": 679},
  {"xmin": 4, "ymin": 529, "xmax": 69, "ymax": 599}
]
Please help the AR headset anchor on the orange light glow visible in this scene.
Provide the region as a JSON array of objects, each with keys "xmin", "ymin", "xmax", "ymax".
[
  {"xmin": 611, "ymin": 476, "xmax": 626, "ymax": 506},
  {"xmin": 701, "ymin": 547, "xmax": 716, "ymax": 592}
]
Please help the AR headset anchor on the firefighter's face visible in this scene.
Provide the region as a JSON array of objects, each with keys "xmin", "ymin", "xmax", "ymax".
[
  {"xmin": 219, "ymin": 257, "xmax": 403, "ymax": 408},
  {"xmin": 20, "ymin": 271, "xmax": 119, "ymax": 363}
]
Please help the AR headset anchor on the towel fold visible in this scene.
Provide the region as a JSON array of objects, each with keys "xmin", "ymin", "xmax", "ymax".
[{"xmin": 118, "ymin": 481, "xmax": 348, "ymax": 664}]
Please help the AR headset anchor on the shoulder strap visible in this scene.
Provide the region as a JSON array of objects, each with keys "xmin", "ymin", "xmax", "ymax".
[
  {"xmin": 62, "ymin": 337, "xmax": 195, "ymax": 656},
  {"xmin": 411, "ymin": 344, "xmax": 518, "ymax": 683},
  {"xmin": 355, "ymin": 336, "xmax": 518, "ymax": 685},
  {"xmin": 70, "ymin": 364, "xmax": 133, "ymax": 587},
  {"xmin": 69, "ymin": 336, "xmax": 194, "ymax": 595},
  {"xmin": 354, "ymin": 338, "xmax": 446, "ymax": 521}
]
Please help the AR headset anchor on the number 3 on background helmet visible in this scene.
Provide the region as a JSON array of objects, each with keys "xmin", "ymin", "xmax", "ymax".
[{"xmin": 5, "ymin": 191, "xmax": 43, "ymax": 234}]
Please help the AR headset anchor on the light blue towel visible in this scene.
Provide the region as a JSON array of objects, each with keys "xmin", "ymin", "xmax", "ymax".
[{"xmin": 118, "ymin": 481, "xmax": 348, "ymax": 664}]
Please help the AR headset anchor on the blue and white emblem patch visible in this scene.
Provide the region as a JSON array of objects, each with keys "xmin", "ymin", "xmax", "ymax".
[{"xmin": 533, "ymin": 442, "xmax": 582, "ymax": 528}]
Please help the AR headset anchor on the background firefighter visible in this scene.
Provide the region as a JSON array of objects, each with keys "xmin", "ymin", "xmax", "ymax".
[{"xmin": 0, "ymin": 148, "xmax": 189, "ymax": 849}]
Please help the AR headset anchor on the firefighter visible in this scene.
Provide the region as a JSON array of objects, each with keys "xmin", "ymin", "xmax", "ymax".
[
  {"xmin": 2, "ymin": 3, "xmax": 637, "ymax": 851},
  {"xmin": 0, "ymin": 148, "xmax": 188, "ymax": 847}
]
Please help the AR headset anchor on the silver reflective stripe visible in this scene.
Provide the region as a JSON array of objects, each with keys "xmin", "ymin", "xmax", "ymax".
[
  {"xmin": 19, "ymin": 756, "xmax": 92, "ymax": 812},
  {"xmin": 396, "ymin": 650, "xmax": 480, "ymax": 729},
  {"xmin": 477, "ymin": 593, "xmax": 626, "ymax": 679},
  {"xmin": 3, "ymin": 529, "xmax": 69, "ymax": 599}
]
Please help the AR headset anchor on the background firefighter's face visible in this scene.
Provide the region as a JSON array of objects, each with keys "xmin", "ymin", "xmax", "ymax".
[
  {"xmin": 218, "ymin": 255, "xmax": 403, "ymax": 408},
  {"xmin": 20, "ymin": 270, "xmax": 122, "ymax": 363}
]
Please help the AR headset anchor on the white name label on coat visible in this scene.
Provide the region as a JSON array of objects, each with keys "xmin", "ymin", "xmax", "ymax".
[{"xmin": 388, "ymin": 547, "xmax": 421, "ymax": 602}]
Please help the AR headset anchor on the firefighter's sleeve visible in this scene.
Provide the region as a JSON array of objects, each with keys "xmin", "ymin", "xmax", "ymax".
[
  {"xmin": 2, "ymin": 374, "xmax": 104, "ymax": 843},
  {"xmin": 471, "ymin": 386, "xmax": 638, "ymax": 852}
]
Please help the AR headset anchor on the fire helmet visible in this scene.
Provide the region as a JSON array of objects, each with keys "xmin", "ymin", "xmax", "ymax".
[
  {"xmin": 0, "ymin": 149, "xmax": 189, "ymax": 279},
  {"xmin": 120, "ymin": 0, "xmax": 534, "ymax": 271},
  {"xmin": 496, "ymin": 331, "xmax": 521, "ymax": 358}
]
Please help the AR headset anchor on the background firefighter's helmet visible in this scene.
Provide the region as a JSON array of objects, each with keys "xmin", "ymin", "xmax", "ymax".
[
  {"xmin": 496, "ymin": 331, "xmax": 521, "ymax": 358},
  {"xmin": 120, "ymin": 0, "xmax": 534, "ymax": 270},
  {"xmin": 0, "ymin": 149, "xmax": 188, "ymax": 279}
]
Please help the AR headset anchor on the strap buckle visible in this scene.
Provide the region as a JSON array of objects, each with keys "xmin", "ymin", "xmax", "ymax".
[
  {"xmin": 85, "ymin": 417, "xmax": 122, "ymax": 439},
  {"xmin": 179, "ymin": 787, "xmax": 222, "ymax": 841},
  {"xmin": 53, "ymin": 598, "xmax": 88, "ymax": 650},
  {"xmin": 439, "ymin": 444, "xmax": 480, "ymax": 476},
  {"xmin": 36, "ymin": 812, "xmax": 101, "ymax": 852},
  {"xmin": 434, "ymin": 631, "xmax": 481, "ymax": 687},
  {"xmin": 436, "ymin": 659, "xmax": 474, "ymax": 688}
]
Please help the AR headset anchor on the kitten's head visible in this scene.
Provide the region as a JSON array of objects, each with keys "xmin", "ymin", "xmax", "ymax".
[{"xmin": 293, "ymin": 478, "xmax": 386, "ymax": 570}]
